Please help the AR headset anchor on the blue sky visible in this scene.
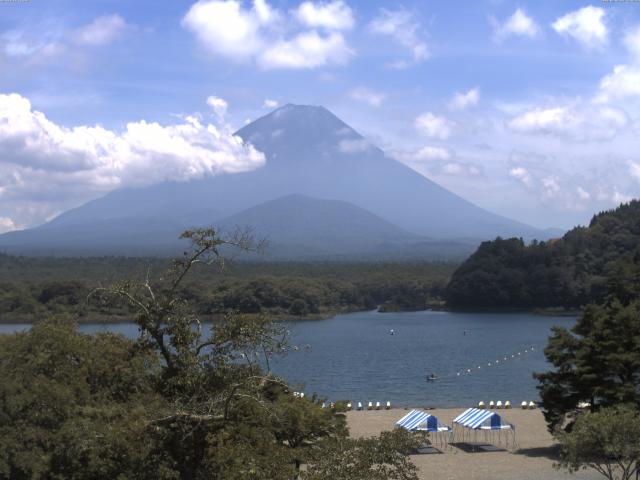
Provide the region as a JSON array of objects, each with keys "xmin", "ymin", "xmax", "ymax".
[{"xmin": 0, "ymin": 0, "xmax": 639, "ymax": 232}]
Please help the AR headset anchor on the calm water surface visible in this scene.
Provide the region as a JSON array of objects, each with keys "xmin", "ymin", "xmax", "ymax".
[{"xmin": 0, "ymin": 310, "xmax": 574, "ymax": 407}]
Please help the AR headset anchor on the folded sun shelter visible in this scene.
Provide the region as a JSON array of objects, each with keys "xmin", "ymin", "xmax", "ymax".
[
  {"xmin": 396, "ymin": 410, "xmax": 452, "ymax": 447},
  {"xmin": 452, "ymin": 408, "xmax": 516, "ymax": 450}
]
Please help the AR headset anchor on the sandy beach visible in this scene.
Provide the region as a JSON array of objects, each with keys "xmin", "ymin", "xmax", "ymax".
[{"xmin": 346, "ymin": 407, "xmax": 601, "ymax": 480}]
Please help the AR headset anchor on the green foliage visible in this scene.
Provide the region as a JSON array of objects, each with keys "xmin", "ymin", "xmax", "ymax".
[
  {"xmin": 536, "ymin": 299, "xmax": 640, "ymax": 431},
  {"xmin": 0, "ymin": 228, "xmax": 419, "ymax": 479},
  {"xmin": 446, "ymin": 200, "xmax": 640, "ymax": 309},
  {"xmin": 0, "ymin": 316, "xmax": 162, "ymax": 479},
  {"xmin": 303, "ymin": 428, "xmax": 420, "ymax": 480},
  {"xmin": 555, "ymin": 406, "xmax": 640, "ymax": 480},
  {"xmin": 0, "ymin": 255, "xmax": 455, "ymax": 322}
]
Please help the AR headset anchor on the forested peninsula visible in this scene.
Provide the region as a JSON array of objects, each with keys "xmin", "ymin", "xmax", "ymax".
[{"xmin": 446, "ymin": 200, "xmax": 640, "ymax": 309}]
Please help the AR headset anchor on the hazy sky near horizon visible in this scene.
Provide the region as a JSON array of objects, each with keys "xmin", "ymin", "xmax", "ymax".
[{"xmin": 1, "ymin": 0, "xmax": 640, "ymax": 232}]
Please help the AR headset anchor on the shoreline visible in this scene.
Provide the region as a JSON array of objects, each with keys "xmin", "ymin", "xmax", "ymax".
[{"xmin": 0, "ymin": 305, "xmax": 578, "ymax": 325}]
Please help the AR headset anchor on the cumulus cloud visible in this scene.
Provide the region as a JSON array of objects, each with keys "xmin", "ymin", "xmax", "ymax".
[
  {"xmin": 206, "ymin": 96, "xmax": 228, "ymax": 119},
  {"xmin": 491, "ymin": 9, "xmax": 539, "ymax": 42},
  {"xmin": 507, "ymin": 104, "xmax": 629, "ymax": 140},
  {"xmin": 263, "ymin": 99, "xmax": 279, "ymax": 109},
  {"xmin": 630, "ymin": 161, "xmax": 640, "ymax": 182},
  {"xmin": 593, "ymin": 25, "xmax": 640, "ymax": 103},
  {"xmin": 349, "ymin": 86, "xmax": 385, "ymax": 107},
  {"xmin": 259, "ymin": 30, "xmax": 352, "ymax": 69},
  {"xmin": 0, "ymin": 93, "xmax": 265, "ymax": 229},
  {"xmin": 295, "ymin": 1, "xmax": 354, "ymax": 30},
  {"xmin": 414, "ymin": 112, "xmax": 454, "ymax": 140},
  {"xmin": 0, "ymin": 217, "xmax": 20, "ymax": 234},
  {"xmin": 391, "ymin": 146, "xmax": 480, "ymax": 179},
  {"xmin": 552, "ymin": 6, "xmax": 607, "ymax": 49},
  {"xmin": 509, "ymin": 166, "xmax": 533, "ymax": 188},
  {"xmin": 368, "ymin": 9, "xmax": 428, "ymax": 68},
  {"xmin": 182, "ymin": 0, "xmax": 354, "ymax": 69},
  {"xmin": 449, "ymin": 87, "xmax": 480, "ymax": 110},
  {"xmin": 74, "ymin": 14, "xmax": 127, "ymax": 46}
]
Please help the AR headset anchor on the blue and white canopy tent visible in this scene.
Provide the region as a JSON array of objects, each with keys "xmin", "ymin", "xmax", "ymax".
[
  {"xmin": 452, "ymin": 408, "xmax": 516, "ymax": 450},
  {"xmin": 396, "ymin": 410, "xmax": 452, "ymax": 447}
]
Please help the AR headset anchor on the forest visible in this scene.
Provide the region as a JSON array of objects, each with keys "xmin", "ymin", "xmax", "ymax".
[
  {"xmin": 445, "ymin": 200, "xmax": 640, "ymax": 309},
  {"xmin": 0, "ymin": 254, "xmax": 455, "ymax": 323}
]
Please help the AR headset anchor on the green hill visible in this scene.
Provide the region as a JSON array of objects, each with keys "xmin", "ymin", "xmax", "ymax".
[{"xmin": 445, "ymin": 200, "xmax": 640, "ymax": 309}]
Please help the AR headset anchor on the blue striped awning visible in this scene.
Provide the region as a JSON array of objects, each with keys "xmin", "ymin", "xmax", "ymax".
[
  {"xmin": 396, "ymin": 410, "xmax": 438, "ymax": 431},
  {"xmin": 453, "ymin": 408, "xmax": 503, "ymax": 429}
]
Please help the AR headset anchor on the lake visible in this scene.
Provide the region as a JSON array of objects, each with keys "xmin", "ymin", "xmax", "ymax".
[{"xmin": 0, "ymin": 310, "xmax": 574, "ymax": 408}]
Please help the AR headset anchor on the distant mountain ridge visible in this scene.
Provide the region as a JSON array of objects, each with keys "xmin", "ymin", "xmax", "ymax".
[{"xmin": 0, "ymin": 104, "xmax": 554, "ymax": 258}]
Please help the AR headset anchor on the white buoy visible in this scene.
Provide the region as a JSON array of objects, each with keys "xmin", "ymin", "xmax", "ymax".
[{"xmin": 386, "ymin": 401, "xmax": 391, "ymax": 410}]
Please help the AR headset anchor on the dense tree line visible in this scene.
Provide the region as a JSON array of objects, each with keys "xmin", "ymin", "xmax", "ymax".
[
  {"xmin": 446, "ymin": 200, "xmax": 640, "ymax": 309},
  {"xmin": 0, "ymin": 257, "xmax": 454, "ymax": 322}
]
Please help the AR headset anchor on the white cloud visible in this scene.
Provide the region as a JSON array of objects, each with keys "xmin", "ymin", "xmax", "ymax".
[
  {"xmin": 413, "ymin": 146, "xmax": 452, "ymax": 161},
  {"xmin": 182, "ymin": 0, "xmax": 354, "ymax": 69},
  {"xmin": 552, "ymin": 6, "xmax": 607, "ymax": 49},
  {"xmin": 449, "ymin": 87, "xmax": 480, "ymax": 110},
  {"xmin": 295, "ymin": 1, "xmax": 354, "ymax": 31},
  {"xmin": 182, "ymin": 0, "xmax": 271, "ymax": 59},
  {"xmin": 368, "ymin": 9, "xmax": 428, "ymax": 67},
  {"xmin": 338, "ymin": 138, "xmax": 372, "ymax": 153},
  {"xmin": 259, "ymin": 30, "xmax": 352, "ymax": 68},
  {"xmin": 440, "ymin": 163, "xmax": 481, "ymax": 177},
  {"xmin": 576, "ymin": 186, "xmax": 591, "ymax": 201},
  {"xmin": 507, "ymin": 104, "xmax": 629, "ymax": 140},
  {"xmin": 491, "ymin": 9, "xmax": 539, "ymax": 42},
  {"xmin": 0, "ymin": 216, "xmax": 20, "ymax": 234},
  {"xmin": 624, "ymin": 26, "xmax": 640, "ymax": 61},
  {"xmin": 74, "ymin": 14, "xmax": 127, "ymax": 46},
  {"xmin": 630, "ymin": 161, "xmax": 640, "ymax": 182},
  {"xmin": 612, "ymin": 190, "xmax": 633, "ymax": 205},
  {"xmin": 541, "ymin": 176, "xmax": 561, "ymax": 199},
  {"xmin": 349, "ymin": 86, "xmax": 385, "ymax": 107},
  {"xmin": 508, "ymin": 107, "xmax": 577, "ymax": 134},
  {"xmin": 414, "ymin": 112, "xmax": 454, "ymax": 140},
  {"xmin": 0, "ymin": 93, "xmax": 265, "ymax": 227},
  {"xmin": 596, "ymin": 65, "xmax": 640, "ymax": 102},
  {"xmin": 263, "ymin": 99, "xmax": 279, "ymax": 109},
  {"xmin": 206, "ymin": 95, "xmax": 228, "ymax": 119},
  {"xmin": 509, "ymin": 166, "xmax": 533, "ymax": 188}
]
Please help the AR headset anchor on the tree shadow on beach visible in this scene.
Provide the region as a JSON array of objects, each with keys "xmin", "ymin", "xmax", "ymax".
[{"xmin": 513, "ymin": 445, "xmax": 561, "ymax": 460}]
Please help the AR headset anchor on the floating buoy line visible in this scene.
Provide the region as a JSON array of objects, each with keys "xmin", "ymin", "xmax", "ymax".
[{"xmin": 427, "ymin": 345, "xmax": 538, "ymax": 382}]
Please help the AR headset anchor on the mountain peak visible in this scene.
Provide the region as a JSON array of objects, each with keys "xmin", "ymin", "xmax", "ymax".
[{"xmin": 236, "ymin": 104, "xmax": 364, "ymax": 161}]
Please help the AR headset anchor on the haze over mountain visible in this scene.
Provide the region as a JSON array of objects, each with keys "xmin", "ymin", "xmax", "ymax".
[{"xmin": 0, "ymin": 104, "xmax": 554, "ymax": 257}]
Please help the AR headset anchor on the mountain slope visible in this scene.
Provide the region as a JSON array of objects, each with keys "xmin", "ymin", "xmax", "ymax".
[{"xmin": 0, "ymin": 104, "xmax": 550, "ymax": 256}]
